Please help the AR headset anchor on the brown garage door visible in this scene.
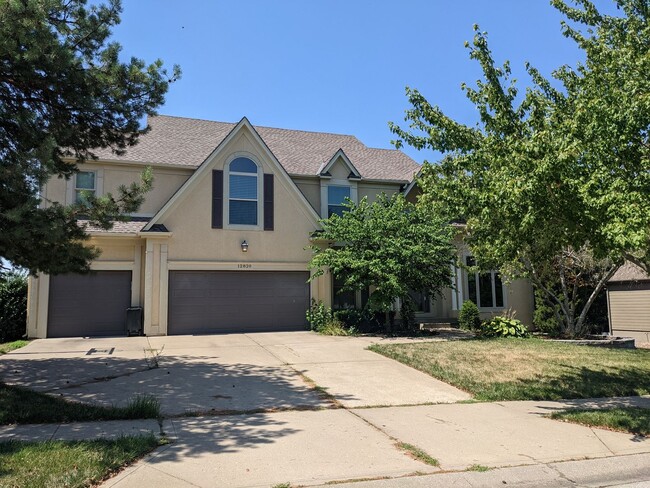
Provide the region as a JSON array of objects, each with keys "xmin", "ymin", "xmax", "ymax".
[
  {"xmin": 48, "ymin": 271, "xmax": 132, "ymax": 338},
  {"xmin": 168, "ymin": 271, "xmax": 310, "ymax": 334}
]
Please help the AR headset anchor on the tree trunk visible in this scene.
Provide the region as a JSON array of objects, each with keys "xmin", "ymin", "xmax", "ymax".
[{"xmin": 384, "ymin": 310, "xmax": 392, "ymax": 334}]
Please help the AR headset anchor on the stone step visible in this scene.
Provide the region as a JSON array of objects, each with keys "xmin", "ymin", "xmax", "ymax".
[{"xmin": 420, "ymin": 322, "xmax": 459, "ymax": 330}]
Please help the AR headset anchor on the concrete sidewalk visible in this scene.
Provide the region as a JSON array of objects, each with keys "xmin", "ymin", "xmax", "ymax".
[
  {"xmin": 0, "ymin": 397, "xmax": 647, "ymax": 487},
  {"xmin": 354, "ymin": 397, "xmax": 650, "ymax": 471},
  {"xmin": 312, "ymin": 453, "xmax": 650, "ymax": 488}
]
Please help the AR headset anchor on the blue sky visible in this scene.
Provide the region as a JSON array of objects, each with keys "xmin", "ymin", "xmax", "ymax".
[{"xmin": 112, "ymin": 0, "xmax": 615, "ymax": 163}]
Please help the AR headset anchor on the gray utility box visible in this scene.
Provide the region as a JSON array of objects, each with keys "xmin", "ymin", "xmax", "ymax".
[{"xmin": 126, "ymin": 307, "xmax": 143, "ymax": 336}]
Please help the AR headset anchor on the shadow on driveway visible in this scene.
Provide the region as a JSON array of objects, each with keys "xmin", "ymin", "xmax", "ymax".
[{"xmin": 0, "ymin": 353, "xmax": 357, "ymax": 416}]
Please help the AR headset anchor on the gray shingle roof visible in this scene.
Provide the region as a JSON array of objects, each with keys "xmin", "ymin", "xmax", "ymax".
[
  {"xmin": 90, "ymin": 115, "xmax": 420, "ymax": 182},
  {"xmin": 609, "ymin": 261, "xmax": 650, "ymax": 282},
  {"xmin": 79, "ymin": 217, "xmax": 151, "ymax": 235}
]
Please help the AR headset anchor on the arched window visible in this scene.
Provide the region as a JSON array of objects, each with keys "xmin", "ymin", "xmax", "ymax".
[{"xmin": 228, "ymin": 157, "xmax": 258, "ymax": 225}]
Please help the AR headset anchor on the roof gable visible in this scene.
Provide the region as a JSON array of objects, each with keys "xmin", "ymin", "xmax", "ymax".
[
  {"xmin": 318, "ymin": 149, "xmax": 361, "ymax": 179},
  {"xmin": 143, "ymin": 117, "xmax": 321, "ymax": 231}
]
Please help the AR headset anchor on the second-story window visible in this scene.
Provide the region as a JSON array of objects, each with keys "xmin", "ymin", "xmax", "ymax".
[
  {"xmin": 75, "ymin": 171, "xmax": 96, "ymax": 204},
  {"xmin": 327, "ymin": 185, "xmax": 350, "ymax": 217},
  {"xmin": 229, "ymin": 157, "xmax": 258, "ymax": 226}
]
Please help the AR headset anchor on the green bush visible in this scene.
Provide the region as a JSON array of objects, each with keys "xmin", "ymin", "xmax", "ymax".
[
  {"xmin": 334, "ymin": 308, "xmax": 366, "ymax": 329},
  {"xmin": 306, "ymin": 299, "xmax": 333, "ymax": 331},
  {"xmin": 318, "ymin": 318, "xmax": 354, "ymax": 336},
  {"xmin": 306, "ymin": 300, "xmax": 356, "ymax": 335},
  {"xmin": 0, "ymin": 272, "xmax": 27, "ymax": 342},
  {"xmin": 480, "ymin": 316, "xmax": 529, "ymax": 338},
  {"xmin": 533, "ymin": 289, "xmax": 560, "ymax": 335},
  {"xmin": 458, "ymin": 300, "xmax": 481, "ymax": 331}
]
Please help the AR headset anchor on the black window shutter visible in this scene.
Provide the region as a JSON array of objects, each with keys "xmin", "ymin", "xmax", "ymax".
[
  {"xmin": 263, "ymin": 174, "xmax": 274, "ymax": 231},
  {"xmin": 212, "ymin": 170, "xmax": 223, "ymax": 229}
]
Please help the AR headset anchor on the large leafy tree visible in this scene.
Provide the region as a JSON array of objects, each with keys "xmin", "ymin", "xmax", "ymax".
[
  {"xmin": 390, "ymin": 0, "xmax": 650, "ymax": 336},
  {"xmin": 309, "ymin": 194, "xmax": 456, "ymax": 331},
  {"xmin": 0, "ymin": 0, "xmax": 180, "ymax": 274}
]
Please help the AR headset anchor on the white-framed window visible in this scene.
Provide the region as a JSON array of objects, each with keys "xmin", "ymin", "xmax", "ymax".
[
  {"xmin": 465, "ymin": 256, "xmax": 505, "ymax": 309},
  {"xmin": 327, "ymin": 185, "xmax": 351, "ymax": 217},
  {"xmin": 228, "ymin": 157, "xmax": 258, "ymax": 226},
  {"xmin": 75, "ymin": 171, "xmax": 96, "ymax": 204}
]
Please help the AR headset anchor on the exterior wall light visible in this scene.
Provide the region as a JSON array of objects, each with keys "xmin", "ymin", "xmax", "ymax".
[{"xmin": 241, "ymin": 240, "xmax": 249, "ymax": 252}]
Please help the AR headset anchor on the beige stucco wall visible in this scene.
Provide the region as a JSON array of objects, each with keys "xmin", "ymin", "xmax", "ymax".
[
  {"xmin": 358, "ymin": 182, "xmax": 401, "ymax": 203},
  {"xmin": 329, "ymin": 160, "xmax": 351, "ymax": 180},
  {"xmin": 42, "ymin": 162, "xmax": 192, "ymax": 215},
  {"xmin": 103, "ymin": 166, "xmax": 191, "ymax": 215},
  {"xmin": 293, "ymin": 177, "xmax": 320, "ymax": 214},
  {"xmin": 162, "ymin": 129, "xmax": 318, "ymax": 263}
]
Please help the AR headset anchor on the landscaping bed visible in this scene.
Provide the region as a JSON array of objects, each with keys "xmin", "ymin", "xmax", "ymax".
[
  {"xmin": 0, "ymin": 434, "xmax": 161, "ymax": 488},
  {"xmin": 535, "ymin": 334, "xmax": 636, "ymax": 349},
  {"xmin": 369, "ymin": 338, "xmax": 650, "ymax": 401}
]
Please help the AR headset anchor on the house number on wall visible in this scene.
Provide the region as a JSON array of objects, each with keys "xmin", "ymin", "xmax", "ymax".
[{"xmin": 237, "ymin": 264, "xmax": 253, "ymax": 269}]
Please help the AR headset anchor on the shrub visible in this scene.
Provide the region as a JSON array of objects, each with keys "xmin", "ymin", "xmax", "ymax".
[
  {"xmin": 318, "ymin": 318, "xmax": 355, "ymax": 336},
  {"xmin": 533, "ymin": 289, "xmax": 560, "ymax": 335},
  {"xmin": 399, "ymin": 297, "xmax": 417, "ymax": 331},
  {"xmin": 0, "ymin": 272, "xmax": 27, "ymax": 342},
  {"xmin": 480, "ymin": 316, "xmax": 529, "ymax": 338},
  {"xmin": 458, "ymin": 300, "xmax": 481, "ymax": 331},
  {"xmin": 334, "ymin": 308, "xmax": 366, "ymax": 329},
  {"xmin": 306, "ymin": 300, "xmax": 356, "ymax": 336},
  {"xmin": 306, "ymin": 299, "xmax": 333, "ymax": 331}
]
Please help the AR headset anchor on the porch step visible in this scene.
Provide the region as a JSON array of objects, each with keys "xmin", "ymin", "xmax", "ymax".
[{"xmin": 420, "ymin": 321, "xmax": 459, "ymax": 330}]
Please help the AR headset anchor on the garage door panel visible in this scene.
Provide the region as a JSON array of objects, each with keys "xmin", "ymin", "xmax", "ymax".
[
  {"xmin": 168, "ymin": 271, "xmax": 310, "ymax": 334},
  {"xmin": 48, "ymin": 271, "xmax": 131, "ymax": 338}
]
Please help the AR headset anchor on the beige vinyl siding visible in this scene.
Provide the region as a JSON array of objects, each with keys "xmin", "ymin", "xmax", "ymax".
[{"xmin": 609, "ymin": 288, "xmax": 650, "ymax": 332}]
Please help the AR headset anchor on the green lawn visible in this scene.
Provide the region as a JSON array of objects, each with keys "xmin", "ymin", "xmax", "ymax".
[
  {"xmin": 0, "ymin": 340, "xmax": 29, "ymax": 355},
  {"xmin": 0, "ymin": 384, "xmax": 160, "ymax": 425},
  {"xmin": 369, "ymin": 338, "xmax": 650, "ymax": 401},
  {"xmin": 550, "ymin": 407, "xmax": 650, "ymax": 435},
  {"xmin": 0, "ymin": 435, "xmax": 161, "ymax": 488}
]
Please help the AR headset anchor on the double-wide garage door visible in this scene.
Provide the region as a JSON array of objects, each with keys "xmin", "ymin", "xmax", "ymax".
[
  {"xmin": 48, "ymin": 271, "xmax": 132, "ymax": 338},
  {"xmin": 168, "ymin": 271, "xmax": 310, "ymax": 334}
]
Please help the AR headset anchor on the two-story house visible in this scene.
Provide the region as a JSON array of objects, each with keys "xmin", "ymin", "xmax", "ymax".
[{"xmin": 27, "ymin": 115, "xmax": 534, "ymax": 338}]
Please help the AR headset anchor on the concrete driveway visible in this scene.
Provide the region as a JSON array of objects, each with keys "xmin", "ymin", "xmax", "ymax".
[
  {"xmin": 0, "ymin": 331, "xmax": 469, "ymax": 415},
  {"xmin": 2, "ymin": 332, "xmax": 649, "ymax": 487}
]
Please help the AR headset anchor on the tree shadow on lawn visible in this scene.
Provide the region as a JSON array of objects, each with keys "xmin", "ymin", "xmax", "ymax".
[{"xmin": 480, "ymin": 363, "xmax": 650, "ymax": 402}]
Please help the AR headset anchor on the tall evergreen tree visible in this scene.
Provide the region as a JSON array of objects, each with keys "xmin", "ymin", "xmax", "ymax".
[{"xmin": 0, "ymin": 0, "xmax": 180, "ymax": 274}]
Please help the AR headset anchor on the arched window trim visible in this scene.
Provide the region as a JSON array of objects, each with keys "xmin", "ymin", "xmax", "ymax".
[{"xmin": 224, "ymin": 155, "xmax": 263, "ymax": 229}]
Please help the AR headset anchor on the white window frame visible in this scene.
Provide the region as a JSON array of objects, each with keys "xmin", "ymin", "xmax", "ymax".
[
  {"xmin": 74, "ymin": 171, "xmax": 97, "ymax": 204},
  {"xmin": 224, "ymin": 155, "xmax": 263, "ymax": 230},
  {"xmin": 464, "ymin": 255, "xmax": 507, "ymax": 310}
]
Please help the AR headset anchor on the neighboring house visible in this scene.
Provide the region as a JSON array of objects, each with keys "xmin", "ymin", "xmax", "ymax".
[
  {"xmin": 607, "ymin": 261, "xmax": 650, "ymax": 344},
  {"xmin": 27, "ymin": 115, "xmax": 534, "ymax": 338}
]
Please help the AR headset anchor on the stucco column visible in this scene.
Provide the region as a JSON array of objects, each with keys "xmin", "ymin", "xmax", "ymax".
[
  {"xmin": 143, "ymin": 240, "xmax": 155, "ymax": 335},
  {"xmin": 142, "ymin": 238, "xmax": 169, "ymax": 336}
]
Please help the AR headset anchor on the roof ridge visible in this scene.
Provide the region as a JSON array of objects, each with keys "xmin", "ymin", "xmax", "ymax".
[{"xmin": 154, "ymin": 114, "xmax": 361, "ymax": 142}]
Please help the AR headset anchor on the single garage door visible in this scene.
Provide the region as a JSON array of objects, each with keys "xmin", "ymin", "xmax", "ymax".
[
  {"xmin": 608, "ymin": 285, "xmax": 650, "ymax": 336},
  {"xmin": 168, "ymin": 271, "xmax": 310, "ymax": 334},
  {"xmin": 48, "ymin": 271, "xmax": 132, "ymax": 338}
]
